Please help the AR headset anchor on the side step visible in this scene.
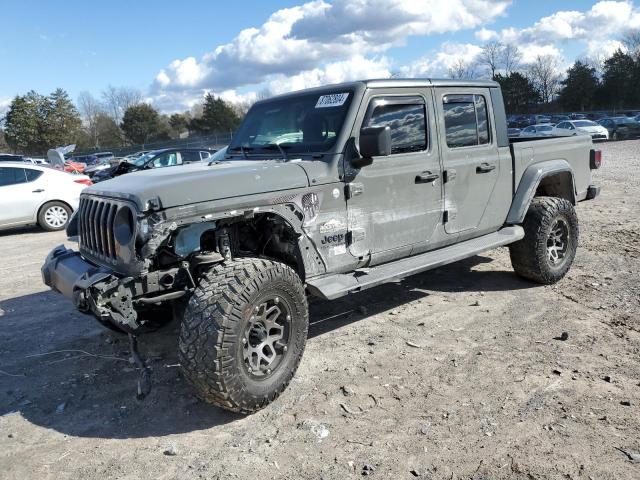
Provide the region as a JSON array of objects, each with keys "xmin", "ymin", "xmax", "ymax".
[{"xmin": 306, "ymin": 226, "xmax": 524, "ymax": 300}]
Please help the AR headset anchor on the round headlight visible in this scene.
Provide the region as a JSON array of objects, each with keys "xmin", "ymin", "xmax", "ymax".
[{"xmin": 114, "ymin": 206, "xmax": 134, "ymax": 245}]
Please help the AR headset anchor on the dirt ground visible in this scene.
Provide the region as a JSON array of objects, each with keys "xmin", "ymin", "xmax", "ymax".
[{"xmin": 1, "ymin": 140, "xmax": 639, "ymax": 480}]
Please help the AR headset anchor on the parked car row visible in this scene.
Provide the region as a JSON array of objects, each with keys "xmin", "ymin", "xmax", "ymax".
[
  {"xmin": 91, "ymin": 147, "xmax": 215, "ymax": 182},
  {"xmin": 0, "ymin": 146, "xmax": 220, "ymax": 232},
  {"xmin": 508, "ymin": 116, "xmax": 640, "ymax": 141},
  {"xmin": 507, "ymin": 110, "xmax": 640, "ymax": 129}
]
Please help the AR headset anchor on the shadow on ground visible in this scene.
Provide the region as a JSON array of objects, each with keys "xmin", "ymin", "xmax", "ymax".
[{"xmin": 0, "ymin": 254, "xmax": 535, "ymax": 439}]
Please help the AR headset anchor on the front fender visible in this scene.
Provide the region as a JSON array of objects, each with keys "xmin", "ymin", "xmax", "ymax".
[{"xmin": 506, "ymin": 159, "xmax": 576, "ymax": 224}]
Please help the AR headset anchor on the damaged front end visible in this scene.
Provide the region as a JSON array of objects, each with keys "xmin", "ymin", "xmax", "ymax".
[
  {"xmin": 42, "ymin": 191, "xmax": 315, "ymax": 333},
  {"xmin": 41, "ymin": 194, "xmax": 205, "ymax": 333},
  {"xmin": 42, "ymin": 244, "xmax": 194, "ymax": 332}
]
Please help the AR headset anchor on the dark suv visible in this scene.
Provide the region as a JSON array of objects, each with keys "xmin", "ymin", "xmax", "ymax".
[{"xmin": 92, "ymin": 148, "xmax": 215, "ymax": 182}]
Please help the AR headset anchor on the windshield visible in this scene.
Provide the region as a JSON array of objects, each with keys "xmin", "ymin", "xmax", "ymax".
[
  {"xmin": 131, "ymin": 151, "xmax": 158, "ymax": 167},
  {"xmin": 228, "ymin": 90, "xmax": 354, "ymax": 155},
  {"xmin": 574, "ymin": 120, "xmax": 597, "ymax": 127},
  {"xmin": 613, "ymin": 117, "xmax": 635, "ymax": 124}
]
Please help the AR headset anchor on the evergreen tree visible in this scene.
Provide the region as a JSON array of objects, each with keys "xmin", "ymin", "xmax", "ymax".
[
  {"xmin": 557, "ymin": 61, "xmax": 599, "ymax": 111},
  {"xmin": 494, "ymin": 72, "xmax": 540, "ymax": 113},
  {"xmin": 121, "ymin": 103, "xmax": 165, "ymax": 147},
  {"xmin": 4, "ymin": 91, "xmax": 46, "ymax": 154},
  {"xmin": 42, "ymin": 88, "xmax": 82, "ymax": 148},
  {"xmin": 601, "ymin": 50, "xmax": 636, "ymax": 109},
  {"xmin": 189, "ymin": 94, "xmax": 240, "ymax": 134}
]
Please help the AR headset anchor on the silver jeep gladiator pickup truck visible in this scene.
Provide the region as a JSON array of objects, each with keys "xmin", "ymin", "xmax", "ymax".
[{"xmin": 42, "ymin": 79, "xmax": 601, "ymax": 413}]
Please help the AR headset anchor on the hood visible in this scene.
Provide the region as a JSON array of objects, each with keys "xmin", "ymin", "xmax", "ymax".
[{"xmin": 85, "ymin": 160, "xmax": 310, "ymax": 210}]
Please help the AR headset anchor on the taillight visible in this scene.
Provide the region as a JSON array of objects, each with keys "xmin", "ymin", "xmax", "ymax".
[
  {"xmin": 74, "ymin": 178, "xmax": 93, "ymax": 186},
  {"xmin": 590, "ymin": 149, "xmax": 602, "ymax": 169}
]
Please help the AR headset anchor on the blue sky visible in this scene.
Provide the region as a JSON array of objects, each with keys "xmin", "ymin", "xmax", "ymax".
[{"xmin": 1, "ymin": 1, "xmax": 638, "ymax": 114}]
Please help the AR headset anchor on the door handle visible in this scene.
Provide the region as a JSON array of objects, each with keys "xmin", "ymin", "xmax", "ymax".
[
  {"xmin": 415, "ymin": 171, "xmax": 440, "ymax": 183},
  {"xmin": 476, "ymin": 163, "xmax": 496, "ymax": 173},
  {"xmin": 32, "ymin": 189, "xmax": 45, "ymax": 193}
]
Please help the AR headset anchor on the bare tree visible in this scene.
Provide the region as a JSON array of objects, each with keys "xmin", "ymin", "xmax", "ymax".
[
  {"xmin": 232, "ymin": 90, "xmax": 270, "ymax": 117},
  {"xmin": 478, "ymin": 41, "xmax": 504, "ymax": 78},
  {"xmin": 622, "ymin": 29, "xmax": 640, "ymax": 57},
  {"xmin": 77, "ymin": 91, "xmax": 103, "ymax": 148},
  {"xmin": 502, "ymin": 44, "xmax": 521, "ymax": 75},
  {"xmin": 448, "ymin": 59, "xmax": 476, "ymax": 80},
  {"xmin": 101, "ymin": 85, "xmax": 142, "ymax": 125},
  {"xmin": 526, "ymin": 55, "xmax": 562, "ymax": 104}
]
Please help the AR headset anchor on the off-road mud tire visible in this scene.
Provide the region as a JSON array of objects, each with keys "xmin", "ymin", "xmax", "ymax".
[
  {"xmin": 509, "ymin": 196, "xmax": 578, "ymax": 284},
  {"xmin": 178, "ymin": 258, "xmax": 308, "ymax": 414}
]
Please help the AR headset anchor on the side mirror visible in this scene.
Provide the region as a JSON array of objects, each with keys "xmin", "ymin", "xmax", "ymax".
[{"xmin": 359, "ymin": 126, "xmax": 391, "ymax": 159}]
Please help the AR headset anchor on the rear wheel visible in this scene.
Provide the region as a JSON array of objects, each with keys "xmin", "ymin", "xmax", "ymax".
[
  {"xmin": 509, "ymin": 196, "xmax": 578, "ymax": 284},
  {"xmin": 178, "ymin": 258, "xmax": 308, "ymax": 413},
  {"xmin": 38, "ymin": 201, "xmax": 71, "ymax": 231},
  {"xmin": 612, "ymin": 131, "xmax": 619, "ymax": 141}
]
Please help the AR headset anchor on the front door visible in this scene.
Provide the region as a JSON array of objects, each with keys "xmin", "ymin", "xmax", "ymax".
[
  {"xmin": 434, "ymin": 88, "xmax": 500, "ymax": 234},
  {"xmin": 345, "ymin": 90, "xmax": 443, "ymax": 260},
  {"xmin": 0, "ymin": 167, "xmax": 38, "ymax": 227}
]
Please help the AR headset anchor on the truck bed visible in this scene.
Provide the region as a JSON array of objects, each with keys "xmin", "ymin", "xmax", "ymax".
[{"xmin": 509, "ymin": 134, "xmax": 594, "ymax": 202}]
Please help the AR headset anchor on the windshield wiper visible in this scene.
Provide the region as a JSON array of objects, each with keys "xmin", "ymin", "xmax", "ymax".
[{"xmin": 260, "ymin": 143, "xmax": 291, "ymax": 161}]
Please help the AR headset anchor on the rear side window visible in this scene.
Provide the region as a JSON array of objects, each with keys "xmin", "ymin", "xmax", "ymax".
[
  {"xmin": 25, "ymin": 169, "xmax": 43, "ymax": 182},
  {"xmin": 200, "ymin": 151, "xmax": 212, "ymax": 160},
  {"xmin": 363, "ymin": 98, "xmax": 427, "ymax": 154},
  {"xmin": 0, "ymin": 167, "xmax": 27, "ymax": 187},
  {"xmin": 443, "ymin": 94, "xmax": 491, "ymax": 148}
]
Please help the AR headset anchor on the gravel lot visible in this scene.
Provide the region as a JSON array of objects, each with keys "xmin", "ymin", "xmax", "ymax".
[{"xmin": 0, "ymin": 140, "xmax": 639, "ymax": 480}]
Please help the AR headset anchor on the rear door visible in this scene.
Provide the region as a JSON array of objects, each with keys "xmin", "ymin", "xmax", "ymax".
[
  {"xmin": 346, "ymin": 89, "xmax": 443, "ymax": 258},
  {"xmin": 434, "ymin": 88, "xmax": 500, "ymax": 234}
]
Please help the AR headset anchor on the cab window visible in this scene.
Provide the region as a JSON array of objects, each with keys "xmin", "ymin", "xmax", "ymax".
[
  {"xmin": 363, "ymin": 97, "xmax": 427, "ymax": 154},
  {"xmin": 0, "ymin": 167, "xmax": 27, "ymax": 187},
  {"xmin": 443, "ymin": 94, "xmax": 491, "ymax": 148},
  {"xmin": 180, "ymin": 150, "xmax": 201, "ymax": 163}
]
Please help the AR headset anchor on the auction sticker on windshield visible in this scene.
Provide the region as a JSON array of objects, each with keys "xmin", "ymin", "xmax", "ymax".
[{"xmin": 316, "ymin": 93, "xmax": 349, "ymax": 108}]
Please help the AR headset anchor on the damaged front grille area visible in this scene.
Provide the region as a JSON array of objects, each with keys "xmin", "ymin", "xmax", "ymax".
[{"xmin": 78, "ymin": 197, "xmax": 118, "ymax": 260}]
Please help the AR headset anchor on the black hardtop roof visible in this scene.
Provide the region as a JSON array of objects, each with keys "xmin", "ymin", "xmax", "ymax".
[{"xmin": 261, "ymin": 78, "xmax": 500, "ymax": 103}]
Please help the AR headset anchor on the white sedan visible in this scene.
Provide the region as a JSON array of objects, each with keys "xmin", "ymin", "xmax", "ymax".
[
  {"xmin": 519, "ymin": 124, "xmax": 555, "ymax": 137},
  {"xmin": 0, "ymin": 162, "xmax": 92, "ymax": 231},
  {"xmin": 552, "ymin": 120, "xmax": 609, "ymax": 141}
]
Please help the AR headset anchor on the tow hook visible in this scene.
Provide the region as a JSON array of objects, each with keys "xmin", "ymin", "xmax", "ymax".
[{"xmin": 128, "ymin": 334, "xmax": 152, "ymax": 400}]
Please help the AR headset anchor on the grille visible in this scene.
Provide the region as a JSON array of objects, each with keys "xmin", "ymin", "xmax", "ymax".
[{"xmin": 77, "ymin": 196, "xmax": 119, "ymax": 261}]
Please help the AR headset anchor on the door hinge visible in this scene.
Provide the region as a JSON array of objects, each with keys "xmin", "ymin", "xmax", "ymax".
[
  {"xmin": 443, "ymin": 169, "xmax": 457, "ymax": 183},
  {"xmin": 345, "ymin": 182, "xmax": 364, "ymax": 199},
  {"xmin": 346, "ymin": 228, "xmax": 366, "ymax": 246},
  {"xmin": 443, "ymin": 210, "xmax": 449, "ymax": 223}
]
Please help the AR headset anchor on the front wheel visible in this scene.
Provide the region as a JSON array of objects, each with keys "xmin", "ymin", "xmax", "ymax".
[
  {"xmin": 509, "ymin": 196, "xmax": 579, "ymax": 284},
  {"xmin": 178, "ymin": 258, "xmax": 308, "ymax": 413}
]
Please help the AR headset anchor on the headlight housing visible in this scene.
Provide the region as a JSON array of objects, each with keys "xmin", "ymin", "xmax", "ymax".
[{"xmin": 114, "ymin": 205, "xmax": 135, "ymax": 246}]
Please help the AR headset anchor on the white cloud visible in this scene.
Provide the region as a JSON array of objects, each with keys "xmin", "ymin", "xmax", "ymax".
[
  {"xmin": 267, "ymin": 55, "xmax": 391, "ymax": 94},
  {"xmin": 402, "ymin": 43, "xmax": 483, "ymax": 77},
  {"xmin": 152, "ymin": 0, "xmax": 510, "ymax": 93},
  {"xmin": 475, "ymin": 28, "xmax": 498, "ymax": 42},
  {"xmin": 496, "ymin": 1, "xmax": 640, "ymax": 45},
  {"xmin": 146, "ymin": 0, "xmax": 639, "ymax": 113}
]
